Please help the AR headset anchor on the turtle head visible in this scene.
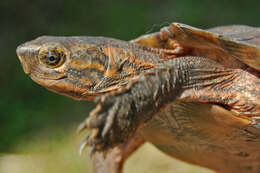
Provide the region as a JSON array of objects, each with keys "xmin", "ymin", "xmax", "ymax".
[{"xmin": 17, "ymin": 36, "xmax": 135, "ymax": 101}]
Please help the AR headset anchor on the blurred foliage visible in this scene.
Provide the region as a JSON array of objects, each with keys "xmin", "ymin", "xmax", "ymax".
[{"xmin": 0, "ymin": 0, "xmax": 260, "ymax": 156}]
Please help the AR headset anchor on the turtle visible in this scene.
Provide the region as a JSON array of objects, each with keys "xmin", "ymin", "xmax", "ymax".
[{"xmin": 16, "ymin": 22, "xmax": 260, "ymax": 173}]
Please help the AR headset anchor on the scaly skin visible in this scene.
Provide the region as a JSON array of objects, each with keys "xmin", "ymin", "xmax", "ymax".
[{"xmin": 16, "ymin": 23, "xmax": 260, "ymax": 173}]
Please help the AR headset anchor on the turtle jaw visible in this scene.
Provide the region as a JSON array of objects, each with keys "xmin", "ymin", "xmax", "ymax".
[{"xmin": 29, "ymin": 74, "xmax": 96, "ymax": 101}]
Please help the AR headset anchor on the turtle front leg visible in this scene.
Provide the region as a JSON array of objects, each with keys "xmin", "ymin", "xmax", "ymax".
[
  {"xmin": 92, "ymin": 134, "xmax": 145, "ymax": 173},
  {"xmin": 79, "ymin": 56, "xmax": 260, "ymax": 151},
  {"xmin": 78, "ymin": 63, "xmax": 180, "ymax": 150}
]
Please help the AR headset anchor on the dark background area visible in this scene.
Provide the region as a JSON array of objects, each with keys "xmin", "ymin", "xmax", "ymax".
[{"xmin": 1, "ymin": 0, "xmax": 260, "ymax": 152}]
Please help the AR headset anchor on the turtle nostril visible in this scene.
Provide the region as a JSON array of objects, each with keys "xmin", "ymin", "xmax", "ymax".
[
  {"xmin": 16, "ymin": 44, "xmax": 32, "ymax": 75},
  {"xmin": 16, "ymin": 44, "xmax": 28, "ymax": 59}
]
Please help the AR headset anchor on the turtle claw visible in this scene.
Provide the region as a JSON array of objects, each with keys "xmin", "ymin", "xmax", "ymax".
[
  {"xmin": 101, "ymin": 110, "xmax": 117, "ymax": 138},
  {"xmin": 88, "ymin": 146, "xmax": 97, "ymax": 158},
  {"xmin": 77, "ymin": 121, "xmax": 88, "ymax": 134},
  {"xmin": 78, "ymin": 136, "xmax": 90, "ymax": 156}
]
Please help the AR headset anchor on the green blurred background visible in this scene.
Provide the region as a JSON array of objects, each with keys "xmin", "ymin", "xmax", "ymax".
[{"xmin": 1, "ymin": 0, "xmax": 260, "ymax": 172}]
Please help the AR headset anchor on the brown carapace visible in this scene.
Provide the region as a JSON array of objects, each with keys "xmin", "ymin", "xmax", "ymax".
[{"xmin": 17, "ymin": 23, "xmax": 260, "ymax": 173}]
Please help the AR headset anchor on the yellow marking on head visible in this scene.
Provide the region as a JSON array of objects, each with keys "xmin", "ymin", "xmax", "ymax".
[
  {"xmin": 70, "ymin": 60, "xmax": 105, "ymax": 71},
  {"xmin": 103, "ymin": 47, "xmax": 121, "ymax": 77}
]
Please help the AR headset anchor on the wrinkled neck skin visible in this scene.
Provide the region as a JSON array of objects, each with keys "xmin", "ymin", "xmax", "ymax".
[{"xmin": 21, "ymin": 36, "xmax": 163, "ymax": 101}]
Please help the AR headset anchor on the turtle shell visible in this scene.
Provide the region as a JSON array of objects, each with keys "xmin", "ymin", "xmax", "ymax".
[{"xmin": 132, "ymin": 23, "xmax": 260, "ymax": 71}]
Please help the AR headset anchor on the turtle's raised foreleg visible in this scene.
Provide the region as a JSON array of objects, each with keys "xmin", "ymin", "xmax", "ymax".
[
  {"xmin": 92, "ymin": 134, "xmax": 145, "ymax": 173},
  {"xmin": 130, "ymin": 27, "xmax": 188, "ymax": 58}
]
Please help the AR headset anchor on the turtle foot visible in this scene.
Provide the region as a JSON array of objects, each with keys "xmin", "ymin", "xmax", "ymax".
[{"xmin": 78, "ymin": 90, "xmax": 138, "ymax": 151}]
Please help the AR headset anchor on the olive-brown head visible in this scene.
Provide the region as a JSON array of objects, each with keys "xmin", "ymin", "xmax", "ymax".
[{"xmin": 17, "ymin": 36, "xmax": 153, "ymax": 100}]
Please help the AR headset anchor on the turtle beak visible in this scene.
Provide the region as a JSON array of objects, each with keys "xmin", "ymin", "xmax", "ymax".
[
  {"xmin": 16, "ymin": 44, "xmax": 30, "ymax": 74},
  {"xmin": 16, "ymin": 44, "xmax": 40, "ymax": 75}
]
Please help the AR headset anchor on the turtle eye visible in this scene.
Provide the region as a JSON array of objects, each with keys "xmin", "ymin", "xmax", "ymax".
[
  {"xmin": 45, "ymin": 54, "xmax": 60, "ymax": 65},
  {"xmin": 39, "ymin": 49, "xmax": 66, "ymax": 68}
]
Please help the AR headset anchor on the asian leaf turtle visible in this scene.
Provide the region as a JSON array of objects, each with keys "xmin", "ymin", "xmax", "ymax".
[{"xmin": 17, "ymin": 23, "xmax": 260, "ymax": 173}]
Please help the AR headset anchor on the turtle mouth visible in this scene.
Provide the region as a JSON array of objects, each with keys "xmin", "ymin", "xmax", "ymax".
[
  {"xmin": 29, "ymin": 74, "xmax": 94, "ymax": 101},
  {"xmin": 19, "ymin": 60, "xmax": 31, "ymax": 75},
  {"xmin": 29, "ymin": 73, "xmax": 68, "ymax": 90},
  {"xmin": 30, "ymin": 73, "xmax": 68, "ymax": 80}
]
